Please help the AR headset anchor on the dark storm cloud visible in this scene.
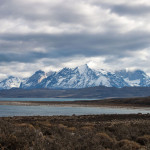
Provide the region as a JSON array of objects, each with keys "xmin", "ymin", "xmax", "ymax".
[
  {"xmin": 0, "ymin": 0, "xmax": 86, "ymax": 24},
  {"xmin": 0, "ymin": 30, "xmax": 150, "ymax": 63},
  {"xmin": 0, "ymin": 51, "xmax": 47, "ymax": 63}
]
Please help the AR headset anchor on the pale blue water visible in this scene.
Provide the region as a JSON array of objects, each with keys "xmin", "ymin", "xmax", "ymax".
[
  {"xmin": 0, "ymin": 98, "xmax": 97, "ymax": 102},
  {"xmin": 0, "ymin": 105, "xmax": 150, "ymax": 117}
]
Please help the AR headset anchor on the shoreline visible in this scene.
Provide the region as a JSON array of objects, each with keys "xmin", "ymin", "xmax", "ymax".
[
  {"xmin": 0, "ymin": 100, "xmax": 150, "ymax": 110},
  {"xmin": 0, "ymin": 96, "xmax": 150, "ymax": 109}
]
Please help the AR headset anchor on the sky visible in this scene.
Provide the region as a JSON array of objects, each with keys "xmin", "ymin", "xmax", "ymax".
[{"xmin": 0, "ymin": 0, "xmax": 150, "ymax": 79}]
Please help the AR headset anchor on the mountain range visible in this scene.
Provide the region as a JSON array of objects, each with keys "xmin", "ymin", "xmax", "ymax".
[{"xmin": 0, "ymin": 64, "xmax": 150, "ymax": 90}]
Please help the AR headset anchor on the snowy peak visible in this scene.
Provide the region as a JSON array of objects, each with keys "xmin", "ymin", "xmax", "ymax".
[
  {"xmin": 35, "ymin": 70, "xmax": 45, "ymax": 75},
  {"xmin": 20, "ymin": 70, "xmax": 47, "ymax": 89},
  {"xmin": 115, "ymin": 69, "xmax": 150, "ymax": 87},
  {"xmin": 77, "ymin": 64, "xmax": 89, "ymax": 74},
  {"xmin": 38, "ymin": 64, "xmax": 127, "ymax": 89},
  {"xmin": 0, "ymin": 65, "xmax": 150, "ymax": 90},
  {"xmin": 34, "ymin": 70, "xmax": 47, "ymax": 83},
  {"xmin": 0, "ymin": 76, "xmax": 22, "ymax": 89},
  {"xmin": 58, "ymin": 67, "xmax": 72, "ymax": 76}
]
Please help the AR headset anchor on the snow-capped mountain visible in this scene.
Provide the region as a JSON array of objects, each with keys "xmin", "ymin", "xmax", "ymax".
[
  {"xmin": 115, "ymin": 69, "xmax": 150, "ymax": 87},
  {"xmin": 0, "ymin": 76, "xmax": 22, "ymax": 89},
  {"xmin": 0, "ymin": 64, "xmax": 150, "ymax": 90},
  {"xmin": 20, "ymin": 70, "xmax": 47, "ymax": 89},
  {"xmin": 39, "ymin": 64, "xmax": 100, "ymax": 88},
  {"xmin": 21, "ymin": 64, "xmax": 150, "ymax": 89}
]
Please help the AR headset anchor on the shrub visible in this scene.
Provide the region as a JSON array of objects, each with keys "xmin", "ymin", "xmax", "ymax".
[
  {"xmin": 67, "ymin": 127, "xmax": 76, "ymax": 132},
  {"xmin": 93, "ymin": 132, "xmax": 114, "ymax": 149},
  {"xmin": 114, "ymin": 139, "xmax": 141, "ymax": 150},
  {"xmin": 81, "ymin": 126, "xmax": 93, "ymax": 132},
  {"xmin": 136, "ymin": 135, "xmax": 150, "ymax": 145},
  {"xmin": 16, "ymin": 123, "xmax": 35, "ymax": 130}
]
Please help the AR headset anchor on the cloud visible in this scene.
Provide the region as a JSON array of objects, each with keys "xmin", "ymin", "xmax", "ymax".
[
  {"xmin": 110, "ymin": 5, "xmax": 150, "ymax": 16},
  {"xmin": 0, "ymin": 0, "xmax": 150, "ymax": 79},
  {"xmin": 0, "ymin": 31, "xmax": 150, "ymax": 63}
]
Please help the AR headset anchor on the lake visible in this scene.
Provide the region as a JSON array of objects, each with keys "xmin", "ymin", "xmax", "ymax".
[
  {"xmin": 0, "ymin": 105, "xmax": 150, "ymax": 117},
  {"xmin": 0, "ymin": 98, "xmax": 97, "ymax": 102}
]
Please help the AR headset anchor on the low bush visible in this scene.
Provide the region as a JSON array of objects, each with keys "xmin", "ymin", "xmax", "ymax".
[
  {"xmin": 0, "ymin": 115, "xmax": 150, "ymax": 149},
  {"xmin": 114, "ymin": 139, "xmax": 141, "ymax": 150},
  {"xmin": 136, "ymin": 135, "xmax": 150, "ymax": 145}
]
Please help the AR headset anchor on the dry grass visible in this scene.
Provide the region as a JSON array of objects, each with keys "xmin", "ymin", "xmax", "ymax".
[{"xmin": 1, "ymin": 114, "xmax": 150, "ymax": 150}]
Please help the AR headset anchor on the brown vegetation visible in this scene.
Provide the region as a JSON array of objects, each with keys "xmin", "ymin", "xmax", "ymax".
[{"xmin": 0, "ymin": 114, "xmax": 150, "ymax": 150}]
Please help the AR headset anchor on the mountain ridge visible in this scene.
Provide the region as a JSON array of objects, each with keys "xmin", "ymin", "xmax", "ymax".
[{"xmin": 0, "ymin": 64, "xmax": 150, "ymax": 89}]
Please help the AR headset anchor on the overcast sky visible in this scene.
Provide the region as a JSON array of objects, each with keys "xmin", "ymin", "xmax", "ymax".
[{"xmin": 0, "ymin": 0, "xmax": 150, "ymax": 79}]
